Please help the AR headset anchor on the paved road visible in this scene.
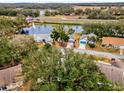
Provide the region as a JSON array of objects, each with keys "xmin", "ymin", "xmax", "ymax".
[{"xmin": 73, "ymin": 49, "xmax": 124, "ymax": 60}]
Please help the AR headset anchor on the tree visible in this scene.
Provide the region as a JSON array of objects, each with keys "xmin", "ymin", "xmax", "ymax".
[
  {"xmin": 83, "ymin": 22, "xmax": 124, "ymax": 38},
  {"xmin": 15, "ymin": 14, "xmax": 28, "ymax": 30},
  {"xmin": 45, "ymin": 10, "xmax": 51, "ymax": 16},
  {"xmin": 0, "ymin": 37, "xmax": 19, "ymax": 67},
  {"xmin": 57, "ymin": 6, "xmax": 74, "ymax": 15},
  {"xmin": 10, "ymin": 35, "xmax": 38, "ymax": 59},
  {"xmin": 84, "ymin": 8, "xmax": 92, "ymax": 15},
  {"xmin": 50, "ymin": 25, "xmax": 70, "ymax": 43},
  {"xmin": 74, "ymin": 9, "xmax": 83, "ymax": 15},
  {"xmin": 87, "ymin": 36, "xmax": 97, "ymax": 48},
  {"xmin": 0, "ymin": 18, "xmax": 16, "ymax": 36},
  {"xmin": 50, "ymin": 29, "xmax": 60, "ymax": 42},
  {"xmin": 0, "ymin": 35, "xmax": 38, "ymax": 67},
  {"xmin": 87, "ymin": 9, "xmax": 115, "ymax": 19},
  {"xmin": 23, "ymin": 47, "xmax": 122, "ymax": 91}
]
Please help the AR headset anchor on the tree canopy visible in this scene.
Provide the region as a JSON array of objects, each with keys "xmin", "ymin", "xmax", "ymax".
[
  {"xmin": 83, "ymin": 21, "xmax": 124, "ymax": 38},
  {"xmin": 50, "ymin": 25, "xmax": 75, "ymax": 42},
  {"xmin": 23, "ymin": 47, "xmax": 122, "ymax": 91}
]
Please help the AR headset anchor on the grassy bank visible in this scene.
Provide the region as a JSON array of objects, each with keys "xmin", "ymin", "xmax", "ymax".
[{"xmin": 34, "ymin": 20, "xmax": 119, "ymax": 26}]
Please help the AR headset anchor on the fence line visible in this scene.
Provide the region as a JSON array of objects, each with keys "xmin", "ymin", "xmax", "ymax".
[{"xmin": 96, "ymin": 62, "xmax": 124, "ymax": 87}]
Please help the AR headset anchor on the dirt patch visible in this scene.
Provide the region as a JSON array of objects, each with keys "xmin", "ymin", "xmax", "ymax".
[
  {"xmin": 72, "ymin": 5, "xmax": 101, "ymax": 10},
  {"xmin": 19, "ymin": 80, "xmax": 32, "ymax": 91}
]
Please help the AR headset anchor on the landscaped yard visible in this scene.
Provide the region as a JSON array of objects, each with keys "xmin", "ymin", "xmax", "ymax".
[{"xmin": 86, "ymin": 42, "xmax": 120, "ymax": 54}]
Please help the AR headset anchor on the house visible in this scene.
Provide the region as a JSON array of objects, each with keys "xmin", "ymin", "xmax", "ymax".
[
  {"xmin": 102, "ymin": 37, "xmax": 124, "ymax": 55},
  {"xmin": 66, "ymin": 39, "xmax": 74, "ymax": 48},
  {"xmin": 78, "ymin": 33, "xmax": 97, "ymax": 49},
  {"xmin": 102, "ymin": 37, "xmax": 124, "ymax": 47},
  {"xmin": 78, "ymin": 39, "xmax": 87, "ymax": 50}
]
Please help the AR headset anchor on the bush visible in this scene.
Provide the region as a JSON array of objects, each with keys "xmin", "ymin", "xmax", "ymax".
[
  {"xmin": 0, "ymin": 37, "xmax": 19, "ymax": 67},
  {"xmin": 0, "ymin": 36, "xmax": 38, "ymax": 67},
  {"xmin": 43, "ymin": 43, "xmax": 52, "ymax": 50},
  {"xmin": 88, "ymin": 42, "xmax": 96, "ymax": 48},
  {"xmin": 23, "ymin": 48, "xmax": 122, "ymax": 91}
]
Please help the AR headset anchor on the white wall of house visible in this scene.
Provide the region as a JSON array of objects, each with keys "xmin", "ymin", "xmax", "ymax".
[
  {"xmin": 66, "ymin": 39, "xmax": 74, "ymax": 49},
  {"xmin": 78, "ymin": 39, "xmax": 87, "ymax": 50}
]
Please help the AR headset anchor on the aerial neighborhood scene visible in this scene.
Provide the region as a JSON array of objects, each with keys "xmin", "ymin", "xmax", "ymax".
[{"xmin": 0, "ymin": 0, "xmax": 124, "ymax": 91}]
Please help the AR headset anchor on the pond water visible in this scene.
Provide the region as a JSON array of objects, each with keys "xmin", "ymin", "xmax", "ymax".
[
  {"xmin": 20, "ymin": 24, "xmax": 84, "ymax": 42},
  {"xmin": 22, "ymin": 24, "xmax": 84, "ymax": 35}
]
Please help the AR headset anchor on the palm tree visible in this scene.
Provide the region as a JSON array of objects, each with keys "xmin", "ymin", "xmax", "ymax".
[{"xmin": 50, "ymin": 25, "xmax": 75, "ymax": 47}]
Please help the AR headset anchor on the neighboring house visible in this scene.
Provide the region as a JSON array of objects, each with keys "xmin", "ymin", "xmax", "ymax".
[
  {"xmin": 78, "ymin": 33, "xmax": 97, "ymax": 49},
  {"xmin": 66, "ymin": 39, "xmax": 74, "ymax": 48},
  {"xmin": 78, "ymin": 39, "xmax": 87, "ymax": 50},
  {"xmin": 102, "ymin": 37, "xmax": 124, "ymax": 55}
]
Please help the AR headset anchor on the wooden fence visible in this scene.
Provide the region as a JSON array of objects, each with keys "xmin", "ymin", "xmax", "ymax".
[
  {"xmin": 0, "ymin": 64, "xmax": 22, "ymax": 88},
  {"xmin": 96, "ymin": 62, "xmax": 124, "ymax": 87}
]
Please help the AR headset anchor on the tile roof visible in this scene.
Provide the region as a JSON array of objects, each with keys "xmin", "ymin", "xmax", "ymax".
[{"xmin": 102, "ymin": 37, "xmax": 124, "ymax": 46}]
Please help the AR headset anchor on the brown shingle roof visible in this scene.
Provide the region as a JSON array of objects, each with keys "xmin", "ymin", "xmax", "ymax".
[{"xmin": 102, "ymin": 37, "xmax": 124, "ymax": 46}]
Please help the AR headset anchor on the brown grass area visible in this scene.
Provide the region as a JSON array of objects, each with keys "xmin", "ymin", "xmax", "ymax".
[
  {"xmin": 37, "ymin": 43, "xmax": 45, "ymax": 48},
  {"xmin": 0, "ymin": 16, "xmax": 16, "ymax": 19},
  {"xmin": 72, "ymin": 5, "xmax": 101, "ymax": 10},
  {"xmin": 81, "ymin": 54, "xmax": 110, "ymax": 63},
  {"xmin": 53, "ymin": 41, "xmax": 61, "ymax": 48},
  {"xmin": 18, "ymin": 80, "xmax": 32, "ymax": 91},
  {"xmin": 40, "ymin": 15, "xmax": 81, "ymax": 21}
]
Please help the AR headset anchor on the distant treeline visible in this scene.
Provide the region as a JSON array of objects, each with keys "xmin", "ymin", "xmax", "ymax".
[
  {"xmin": 83, "ymin": 21, "xmax": 124, "ymax": 38},
  {"xmin": 0, "ymin": 3, "xmax": 70, "ymax": 9},
  {"xmin": 0, "ymin": 3, "xmax": 124, "ymax": 9},
  {"xmin": 0, "ymin": 3, "xmax": 124, "ymax": 19},
  {"xmin": 74, "ymin": 2, "xmax": 124, "ymax": 6},
  {"xmin": 0, "ymin": 8, "xmax": 40, "ymax": 17},
  {"xmin": 44, "ymin": 6, "xmax": 124, "ymax": 19}
]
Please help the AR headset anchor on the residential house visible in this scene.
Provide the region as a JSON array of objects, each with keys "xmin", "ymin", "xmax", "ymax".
[{"xmin": 102, "ymin": 37, "xmax": 124, "ymax": 55}]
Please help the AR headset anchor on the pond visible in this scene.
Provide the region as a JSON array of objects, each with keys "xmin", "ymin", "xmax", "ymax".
[
  {"xmin": 20, "ymin": 24, "xmax": 84, "ymax": 42},
  {"xmin": 22, "ymin": 24, "xmax": 84, "ymax": 35}
]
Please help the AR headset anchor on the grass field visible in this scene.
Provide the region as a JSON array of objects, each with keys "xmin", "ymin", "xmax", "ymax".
[{"xmin": 37, "ymin": 16, "xmax": 119, "ymax": 25}]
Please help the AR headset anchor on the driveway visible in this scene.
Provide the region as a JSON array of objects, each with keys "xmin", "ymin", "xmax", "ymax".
[{"xmin": 74, "ymin": 49, "xmax": 124, "ymax": 60}]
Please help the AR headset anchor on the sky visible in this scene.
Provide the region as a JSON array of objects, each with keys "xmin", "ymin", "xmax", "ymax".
[{"xmin": 0, "ymin": 0, "xmax": 124, "ymax": 3}]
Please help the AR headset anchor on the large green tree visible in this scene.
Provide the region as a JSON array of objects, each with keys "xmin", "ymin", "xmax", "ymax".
[
  {"xmin": 83, "ymin": 22, "xmax": 124, "ymax": 38},
  {"xmin": 0, "ymin": 35, "xmax": 37, "ymax": 67},
  {"xmin": 50, "ymin": 25, "xmax": 73, "ymax": 43},
  {"xmin": 23, "ymin": 47, "xmax": 122, "ymax": 91}
]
